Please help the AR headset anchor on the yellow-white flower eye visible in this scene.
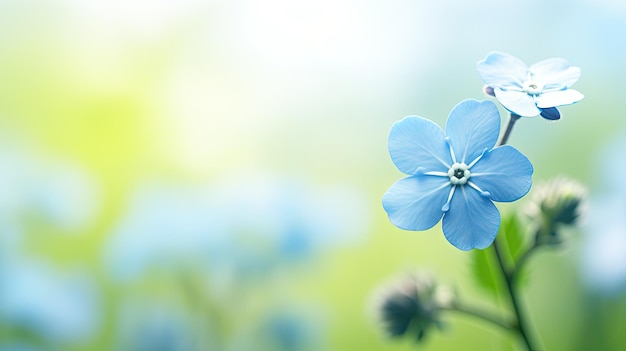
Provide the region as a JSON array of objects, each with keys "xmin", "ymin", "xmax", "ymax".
[{"xmin": 522, "ymin": 79, "xmax": 544, "ymax": 95}]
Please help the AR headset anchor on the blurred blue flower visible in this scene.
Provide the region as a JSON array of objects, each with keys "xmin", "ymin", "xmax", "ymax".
[
  {"xmin": 382, "ymin": 99, "xmax": 533, "ymax": 250},
  {"xmin": 0, "ymin": 258, "xmax": 100, "ymax": 344},
  {"xmin": 581, "ymin": 198, "xmax": 626, "ymax": 295},
  {"xmin": 259, "ymin": 310, "xmax": 323, "ymax": 351},
  {"xmin": 581, "ymin": 131, "xmax": 626, "ymax": 294},
  {"xmin": 0, "ymin": 147, "xmax": 100, "ymax": 233},
  {"xmin": 115, "ymin": 299, "xmax": 203, "ymax": 351},
  {"xmin": 105, "ymin": 172, "xmax": 368, "ymax": 283},
  {"xmin": 477, "ymin": 52, "xmax": 584, "ymax": 119}
]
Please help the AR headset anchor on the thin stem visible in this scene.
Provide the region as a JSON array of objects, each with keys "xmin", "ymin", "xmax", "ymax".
[
  {"xmin": 446, "ymin": 302, "xmax": 516, "ymax": 333},
  {"xmin": 511, "ymin": 243, "xmax": 540, "ymax": 284},
  {"xmin": 492, "ymin": 237, "xmax": 540, "ymax": 350},
  {"xmin": 498, "ymin": 113, "xmax": 521, "ymax": 146}
]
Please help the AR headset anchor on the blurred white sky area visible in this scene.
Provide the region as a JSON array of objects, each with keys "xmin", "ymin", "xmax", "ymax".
[{"xmin": 2, "ymin": 0, "xmax": 625, "ymax": 176}]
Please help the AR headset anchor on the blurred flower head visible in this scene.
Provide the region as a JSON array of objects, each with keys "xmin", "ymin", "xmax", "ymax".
[
  {"xmin": 477, "ymin": 52, "xmax": 584, "ymax": 119},
  {"xmin": 105, "ymin": 171, "xmax": 369, "ymax": 285},
  {"xmin": 580, "ymin": 197, "xmax": 626, "ymax": 295},
  {"xmin": 0, "ymin": 258, "xmax": 100, "ymax": 345},
  {"xmin": 249, "ymin": 308, "xmax": 324, "ymax": 351},
  {"xmin": 0, "ymin": 146, "xmax": 100, "ymax": 234},
  {"xmin": 524, "ymin": 177, "xmax": 586, "ymax": 245},
  {"xmin": 115, "ymin": 299, "xmax": 202, "ymax": 351},
  {"xmin": 372, "ymin": 273, "xmax": 453, "ymax": 341},
  {"xmin": 581, "ymin": 130, "xmax": 626, "ymax": 295},
  {"xmin": 382, "ymin": 99, "xmax": 533, "ymax": 250}
]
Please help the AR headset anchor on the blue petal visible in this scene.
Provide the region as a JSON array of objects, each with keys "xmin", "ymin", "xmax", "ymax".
[
  {"xmin": 382, "ymin": 175, "xmax": 450, "ymax": 231},
  {"xmin": 535, "ymin": 90, "xmax": 584, "ymax": 108},
  {"xmin": 477, "ymin": 52, "xmax": 527, "ymax": 89},
  {"xmin": 493, "ymin": 88, "xmax": 540, "ymax": 117},
  {"xmin": 442, "ymin": 186, "xmax": 500, "ymax": 250},
  {"xmin": 388, "ymin": 116, "xmax": 451, "ymax": 175},
  {"xmin": 445, "ymin": 99, "xmax": 500, "ymax": 164},
  {"xmin": 529, "ymin": 58, "xmax": 581, "ymax": 90},
  {"xmin": 469, "ymin": 145, "xmax": 533, "ymax": 202}
]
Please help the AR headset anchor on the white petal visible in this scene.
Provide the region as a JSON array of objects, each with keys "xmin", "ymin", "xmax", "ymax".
[
  {"xmin": 529, "ymin": 58, "xmax": 581, "ymax": 89},
  {"xmin": 494, "ymin": 88, "xmax": 540, "ymax": 117},
  {"xmin": 536, "ymin": 90, "xmax": 584, "ymax": 108},
  {"xmin": 477, "ymin": 52, "xmax": 527, "ymax": 89}
]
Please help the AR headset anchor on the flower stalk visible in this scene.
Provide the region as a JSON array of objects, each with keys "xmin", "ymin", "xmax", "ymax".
[
  {"xmin": 499, "ymin": 113, "xmax": 521, "ymax": 146},
  {"xmin": 492, "ymin": 237, "xmax": 541, "ymax": 350},
  {"xmin": 494, "ymin": 121, "xmax": 542, "ymax": 350},
  {"xmin": 446, "ymin": 301, "xmax": 516, "ymax": 333}
]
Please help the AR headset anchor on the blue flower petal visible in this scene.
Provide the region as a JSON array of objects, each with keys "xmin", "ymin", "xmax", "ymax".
[
  {"xmin": 493, "ymin": 88, "xmax": 540, "ymax": 117},
  {"xmin": 529, "ymin": 58, "xmax": 581, "ymax": 90},
  {"xmin": 535, "ymin": 89, "xmax": 584, "ymax": 109},
  {"xmin": 445, "ymin": 99, "xmax": 500, "ymax": 164},
  {"xmin": 469, "ymin": 145, "xmax": 533, "ymax": 202},
  {"xmin": 477, "ymin": 52, "xmax": 527, "ymax": 89},
  {"xmin": 388, "ymin": 116, "xmax": 451, "ymax": 175},
  {"xmin": 382, "ymin": 175, "xmax": 450, "ymax": 231},
  {"xmin": 442, "ymin": 186, "xmax": 500, "ymax": 250}
]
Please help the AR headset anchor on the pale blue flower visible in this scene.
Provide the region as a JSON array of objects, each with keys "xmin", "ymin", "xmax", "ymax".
[
  {"xmin": 259, "ymin": 311, "xmax": 322, "ymax": 351},
  {"xmin": 105, "ymin": 172, "xmax": 368, "ymax": 283},
  {"xmin": 580, "ymin": 197, "xmax": 626, "ymax": 295},
  {"xmin": 115, "ymin": 299, "xmax": 204, "ymax": 351},
  {"xmin": 477, "ymin": 52, "xmax": 584, "ymax": 119},
  {"xmin": 0, "ymin": 258, "xmax": 100, "ymax": 344},
  {"xmin": 382, "ymin": 99, "xmax": 533, "ymax": 250},
  {"xmin": 0, "ymin": 147, "xmax": 100, "ymax": 232},
  {"xmin": 580, "ymin": 130, "xmax": 626, "ymax": 294}
]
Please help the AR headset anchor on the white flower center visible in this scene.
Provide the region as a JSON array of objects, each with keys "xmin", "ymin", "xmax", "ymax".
[
  {"xmin": 448, "ymin": 162, "xmax": 470, "ymax": 185},
  {"xmin": 522, "ymin": 79, "xmax": 544, "ymax": 95}
]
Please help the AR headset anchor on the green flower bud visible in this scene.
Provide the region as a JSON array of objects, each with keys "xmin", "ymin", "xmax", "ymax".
[
  {"xmin": 371, "ymin": 273, "xmax": 453, "ymax": 342},
  {"xmin": 524, "ymin": 177, "xmax": 586, "ymax": 245}
]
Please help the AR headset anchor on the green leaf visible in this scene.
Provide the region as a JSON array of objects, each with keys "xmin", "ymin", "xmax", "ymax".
[
  {"xmin": 499, "ymin": 214, "xmax": 525, "ymax": 265},
  {"xmin": 498, "ymin": 213, "xmax": 531, "ymax": 287},
  {"xmin": 470, "ymin": 246, "xmax": 501, "ymax": 297}
]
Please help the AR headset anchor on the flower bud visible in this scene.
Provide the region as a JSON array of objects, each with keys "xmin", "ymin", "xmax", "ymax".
[
  {"xmin": 371, "ymin": 273, "xmax": 453, "ymax": 341},
  {"xmin": 524, "ymin": 177, "xmax": 586, "ymax": 245},
  {"xmin": 483, "ymin": 85, "xmax": 495, "ymax": 97}
]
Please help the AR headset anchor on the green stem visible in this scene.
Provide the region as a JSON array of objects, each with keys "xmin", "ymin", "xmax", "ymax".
[
  {"xmin": 446, "ymin": 301, "xmax": 516, "ymax": 333},
  {"xmin": 511, "ymin": 243, "xmax": 540, "ymax": 284},
  {"xmin": 181, "ymin": 274, "xmax": 227, "ymax": 350},
  {"xmin": 492, "ymin": 237, "xmax": 540, "ymax": 350},
  {"xmin": 499, "ymin": 113, "xmax": 521, "ymax": 146}
]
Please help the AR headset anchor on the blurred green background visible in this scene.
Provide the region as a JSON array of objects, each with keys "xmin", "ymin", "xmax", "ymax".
[{"xmin": 1, "ymin": 0, "xmax": 626, "ymax": 350}]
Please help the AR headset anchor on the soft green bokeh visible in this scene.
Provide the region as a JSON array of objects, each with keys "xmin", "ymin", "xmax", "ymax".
[{"xmin": 1, "ymin": 1, "xmax": 625, "ymax": 350}]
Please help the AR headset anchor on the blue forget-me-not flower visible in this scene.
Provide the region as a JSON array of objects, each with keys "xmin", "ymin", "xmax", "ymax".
[
  {"xmin": 477, "ymin": 52, "xmax": 583, "ymax": 119},
  {"xmin": 382, "ymin": 99, "xmax": 533, "ymax": 250}
]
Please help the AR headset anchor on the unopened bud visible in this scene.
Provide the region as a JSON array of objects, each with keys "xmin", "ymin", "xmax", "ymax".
[
  {"xmin": 371, "ymin": 273, "xmax": 453, "ymax": 341},
  {"xmin": 483, "ymin": 86, "xmax": 495, "ymax": 97},
  {"xmin": 524, "ymin": 177, "xmax": 586, "ymax": 245}
]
